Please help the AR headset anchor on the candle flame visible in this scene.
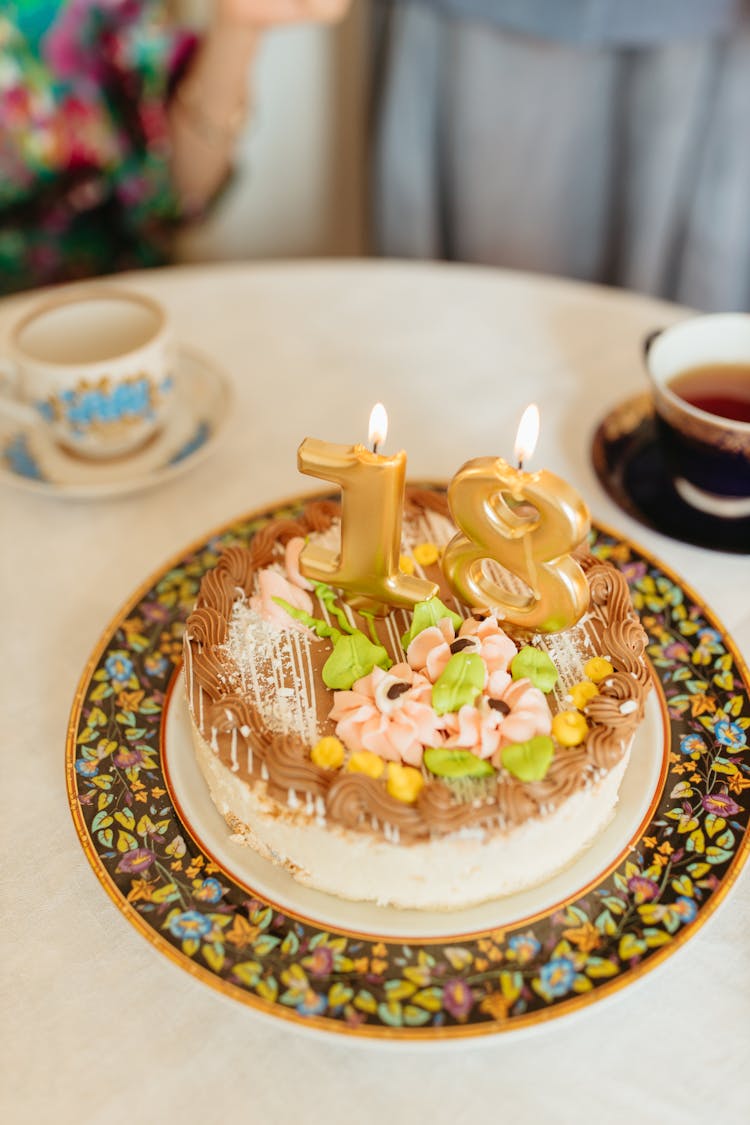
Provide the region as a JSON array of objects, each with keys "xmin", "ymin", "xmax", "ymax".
[
  {"xmin": 369, "ymin": 402, "xmax": 388, "ymax": 452},
  {"xmin": 514, "ymin": 403, "xmax": 540, "ymax": 468}
]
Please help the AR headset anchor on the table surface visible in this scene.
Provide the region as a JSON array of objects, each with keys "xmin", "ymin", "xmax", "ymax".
[{"xmin": 2, "ymin": 261, "xmax": 748, "ymax": 1125}]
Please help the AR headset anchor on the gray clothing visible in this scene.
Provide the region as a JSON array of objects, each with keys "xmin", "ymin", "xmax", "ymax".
[
  {"xmin": 400, "ymin": 0, "xmax": 746, "ymax": 46},
  {"xmin": 372, "ymin": 3, "xmax": 750, "ymax": 310}
]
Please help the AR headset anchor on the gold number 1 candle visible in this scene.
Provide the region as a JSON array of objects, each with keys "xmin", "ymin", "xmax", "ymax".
[
  {"xmin": 442, "ymin": 405, "xmax": 591, "ymax": 633},
  {"xmin": 297, "ymin": 405, "xmax": 438, "ymax": 615}
]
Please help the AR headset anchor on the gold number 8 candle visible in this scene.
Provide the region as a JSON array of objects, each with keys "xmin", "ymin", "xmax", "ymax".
[
  {"xmin": 297, "ymin": 404, "xmax": 438, "ymax": 616},
  {"xmin": 442, "ymin": 405, "xmax": 591, "ymax": 633}
]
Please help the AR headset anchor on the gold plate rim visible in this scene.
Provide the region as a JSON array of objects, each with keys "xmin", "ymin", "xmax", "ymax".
[{"xmin": 66, "ymin": 484, "xmax": 750, "ymax": 1040}]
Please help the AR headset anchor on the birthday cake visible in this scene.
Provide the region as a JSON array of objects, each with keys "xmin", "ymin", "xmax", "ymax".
[{"xmin": 183, "ymin": 489, "xmax": 652, "ymax": 910}]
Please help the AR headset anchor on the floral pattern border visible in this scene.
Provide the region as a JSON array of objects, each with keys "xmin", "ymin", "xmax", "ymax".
[{"xmin": 67, "ymin": 495, "xmax": 750, "ymax": 1038}]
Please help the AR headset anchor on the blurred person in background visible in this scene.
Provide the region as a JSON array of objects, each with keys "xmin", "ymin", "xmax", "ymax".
[
  {"xmin": 371, "ymin": 0, "xmax": 750, "ymax": 311},
  {"xmin": 0, "ymin": 0, "xmax": 349, "ymax": 295}
]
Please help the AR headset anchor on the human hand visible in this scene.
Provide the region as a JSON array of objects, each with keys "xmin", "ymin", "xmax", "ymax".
[{"xmin": 215, "ymin": 0, "xmax": 352, "ymax": 28}]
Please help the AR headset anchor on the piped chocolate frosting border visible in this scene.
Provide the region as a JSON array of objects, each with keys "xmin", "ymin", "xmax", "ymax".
[{"xmin": 183, "ymin": 491, "xmax": 652, "ymax": 842}]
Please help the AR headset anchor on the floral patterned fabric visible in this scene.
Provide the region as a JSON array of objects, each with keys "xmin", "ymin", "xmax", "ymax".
[{"xmin": 0, "ymin": 0, "xmax": 194, "ymax": 294}]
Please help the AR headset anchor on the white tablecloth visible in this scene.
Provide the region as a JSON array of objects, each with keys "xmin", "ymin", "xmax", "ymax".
[{"xmin": 2, "ymin": 262, "xmax": 748, "ymax": 1124}]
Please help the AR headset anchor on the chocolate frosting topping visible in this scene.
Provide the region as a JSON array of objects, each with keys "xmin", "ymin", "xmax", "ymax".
[
  {"xmin": 586, "ymin": 672, "xmax": 645, "ymax": 727},
  {"xmin": 527, "ymin": 747, "xmax": 591, "ymax": 803},
  {"xmin": 265, "ymin": 734, "xmax": 331, "ymax": 799},
  {"xmin": 187, "ymin": 606, "xmax": 228, "ymax": 649},
  {"xmin": 405, "ymin": 488, "xmax": 451, "ymax": 519},
  {"xmin": 327, "ymin": 774, "xmax": 427, "ymax": 836},
  {"xmin": 418, "ymin": 781, "xmax": 499, "ymax": 833},
  {"xmin": 304, "ymin": 499, "xmax": 340, "ymax": 532},
  {"xmin": 214, "ymin": 694, "xmax": 257, "ymax": 734},
  {"xmin": 587, "ymin": 562, "xmax": 631, "ymax": 609},
  {"xmin": 192, "ymin": 652, "xmax": 229, "ymax": 701},
  {"xmin": 586, "ymin": 727, "xmax": 630, "ymax": 770},
  {"xmin": 197, "ymin": 569, "xmax": 237, "ymax": 624},
  {"xmin": 603, "ymin": 618, "xmax": 652, "ymax": 687},
  {"xmin": 184, "ymin": 491, "xmax": 652, "ymax": 843},
  {"xmin": 496, "ymin": 778, "xmax": 541, "ymax": 826},
  {"xmin": 213, "ymin": 544, "xmax": 259, "ymax": 594}
]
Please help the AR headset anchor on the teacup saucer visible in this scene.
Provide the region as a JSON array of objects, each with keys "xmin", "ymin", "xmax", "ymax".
[
  {"xmin": 591, "ymin": 393, "xmax": 750, "ymax": 555},
  {"xmin": 0, "ymin": 345, "xmax": 232, "ymax": 500}
]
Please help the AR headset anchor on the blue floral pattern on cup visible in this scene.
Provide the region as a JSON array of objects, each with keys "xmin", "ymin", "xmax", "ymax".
[{"xmin": 35, "ymin": 374, "xmax": 173, "ymax": 438}]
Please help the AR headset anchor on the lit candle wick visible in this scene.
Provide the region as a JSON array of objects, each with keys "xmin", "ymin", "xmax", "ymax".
[
  {"xmin": 513, "ymin": 402, "xmax": 540, "ymax": 473},
  {"xmin": 369, "ymin": 402, "xmax": 388, "ymax": 456}
]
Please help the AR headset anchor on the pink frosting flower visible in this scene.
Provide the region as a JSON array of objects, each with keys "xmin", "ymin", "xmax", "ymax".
[
  {"xmin": 250, "ymin": 568, "xmax": 313, "ymax": 631},
  {"xmin": 442, "ymin": 677, "xmax": 551, "ymax": 760},
  {"xmin": 329, "ymin": 664, "xmax": 443, "ymax": 767},
  {"xmin": 285, "ymin": 537, "xmax": 313, "ymax": 591},
  {"xmin": 493, "ymin": 678, "xmax": 552, "ymax": 746},
  {"xmin": 460, "ymin": 617, "xmax": 517, "ymax": 675},
  {"xmin": 441, "ymin": 703, "xmax": 507, "ymax": 760},
  {"xmin": 406, "ymin": 618, "xmax": 456, "ymax": 682},
  {"xmin": 407, "ymin": 614, "xmax": 517, "ymax": 683}
]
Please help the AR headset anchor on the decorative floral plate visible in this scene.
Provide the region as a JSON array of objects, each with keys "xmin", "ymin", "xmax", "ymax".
[{"xmin": 67, "ymin": 492, "xmax": 750, "ymax": 1040}]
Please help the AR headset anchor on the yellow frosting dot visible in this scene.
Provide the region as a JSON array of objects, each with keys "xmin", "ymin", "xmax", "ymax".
[
  {"xmin": 347, "ymin": 750, "xmax": 385, "ymax": 779},
  {"xmin": 310, "ymin": 737, "xmax": 345, "ymax": 770},
  {"xmin": 584, "ymin": 657, "xmax": 614, "ymax": 683},
  {"xmin": 552, "ymin": 711, "xmax": 589, "ymax": 747},
  {"xmin": 386, "ymin": 762, "xmax": 425, "ymax": 804},
  {"xmin": 413, "ymin": 542, "xmax": 440, "ymax": 566},
  {"xmin": 399, "ymin": 555, "xmax": 415, "ymax": 576},
  {"xmin": 568, "ymin": 680, "xmax": 599, "ymax": 710}
]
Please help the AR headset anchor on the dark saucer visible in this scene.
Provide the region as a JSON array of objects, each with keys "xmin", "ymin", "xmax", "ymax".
[{"xmin": 591, "ymin": 393, "xmax": 750, "ymax": 555}]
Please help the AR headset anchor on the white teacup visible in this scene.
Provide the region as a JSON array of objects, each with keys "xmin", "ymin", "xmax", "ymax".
[{"xmin": 0, "ymin": 286, "xmax": 176, "ymax": 460}]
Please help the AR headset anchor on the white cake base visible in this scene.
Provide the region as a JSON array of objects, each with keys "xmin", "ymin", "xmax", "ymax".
[{"xmin": 191, "ymin": 723, "xmax": 631, "ymax": 911}]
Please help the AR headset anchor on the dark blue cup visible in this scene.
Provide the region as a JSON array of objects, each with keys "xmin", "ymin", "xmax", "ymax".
[{"xmin": 644, "ymin": 314, "xmax": 750, "ymax": 519}]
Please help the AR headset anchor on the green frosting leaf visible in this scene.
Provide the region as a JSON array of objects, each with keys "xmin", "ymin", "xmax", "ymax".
[
  {"xmin": 501, "ymin": 735, "xmax": 555, "ymax": 782},
  {"xmin": 401, "ymin": 597, "xmax": 463, "ymax": 651},
  {"xmin": 358, "ymin": 609, "xmax": 381, "ymax": 647},
  {"xmin": 424, "ymin": 747, "xmax": 495, "ymax": 779},
  {"xmin": 271, "ymin": 597, "xmax": 341, "ymax": 642},
  {"xmin": 322, "ymin": 632, "xmax": 392, "ymax": 690},
  {"xmin": 510, "ymin": 646, "xmax": 558, "ymax": 693},
  {"xmin": 431, "ymin": 652, "xmax": 485, "ymax": 716},
  {"xmin": 312, "ymin": 581, "xmax": 357, "ymax": 636}
]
